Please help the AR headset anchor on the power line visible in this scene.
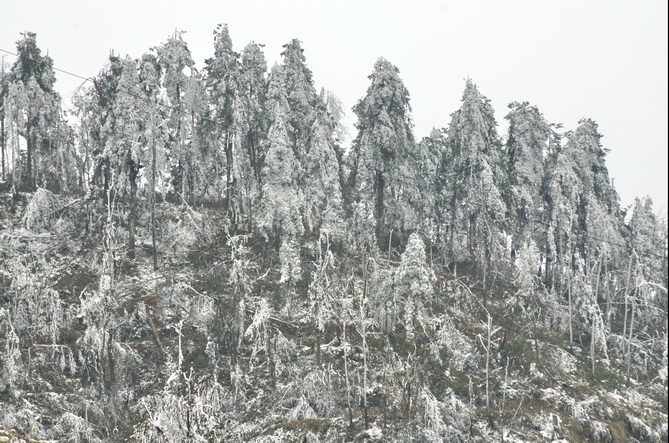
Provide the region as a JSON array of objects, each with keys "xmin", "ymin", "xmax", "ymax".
[
  {"xmin": 0, "ymin": 46, "xmax": 217, "ymax": 126},
  {"xmin": 0, "ymin": 48, "xmax": 93, "ymax": 83}
]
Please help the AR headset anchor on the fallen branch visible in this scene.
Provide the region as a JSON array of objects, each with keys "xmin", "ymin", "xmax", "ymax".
[{"xmin": 146, "ymin": 310, "xmax": 165, "ymax": 353}]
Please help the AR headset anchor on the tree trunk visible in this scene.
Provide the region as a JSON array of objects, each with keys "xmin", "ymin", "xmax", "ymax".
[
  {"xmin": 225, "ymin": 130, "xmax": 233, "ymax": 216},
  {"xmin": 591, "ymin": 257, "xmax": 602, "ymax": 376},
  {"xmin": 622, "ymin": 254, "xmax": 634, "ymax": 355},
  {"xmin": 626, "ymin": 295, "xmax": 636, "ymax": 383},
  {"xmin": 374, "ymin": 170, "xmax": 385, "ymax": 244},
  {"xmin": 26, "ymin": 123, "xmax": 33, "ymax": 190},
  {"xmin": 361, "ymin": 253, "xmax": 369, "ymax": 429},
  {"xmin": 343, "ymin": 321, "xmax": 353, "ymax": 428},
  {"xmin": 1, "ymin": 108, "xmax": 5, "ymax": 180},
  {"xmin": 315, "ymin": 328, "xmax": 321, "ymax": 367},
  {"xmin": 568, "ymin": 273, "xmax": 573, "ymax": 352},
  {"xmin": 151, "ymin": 118, "xmax": 158, "ymax": 271},
  {"xmin": 485, "ymin": 312, "xmax": 491, "ymax": 419},
  {"xmin": 127, "ymin": 157, "xmax": 140, "ymax": 260}
]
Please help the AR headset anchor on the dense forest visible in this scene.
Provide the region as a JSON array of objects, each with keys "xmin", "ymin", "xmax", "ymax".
[{"xmin": 0, "ymin": 28, "xmax": 667, "ymax": 442}]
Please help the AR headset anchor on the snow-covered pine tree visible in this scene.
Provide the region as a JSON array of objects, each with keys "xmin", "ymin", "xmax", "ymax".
[
  {"xmin": 280, "ymin": 39, "xmax": 319, "ymax": 154},
  {"xmin": 543, "ymin": 134, "xmax": 579, "ymax": 290},
  {"xmin": 106, "ymin": 56, "xmax": 149, "ymax": 259},
  {"xmin": 348, "ymin": 57, "xmax": 418, "ymax": 248},
  {"xmin": 416, "ymin": 128, "xmax": 446, "ymax": 255},
  {"xmin": 442, "ymin": 79, "xmax": 506, "ymax": 285},
  {"xmin": 205, "ymin": 24, "xmax": 240, "ymax": 215},
  {"xmin": 235, "ymin": 41, "xmax": 268, "ymax": 230},
  {"xmin": 0, "ymin": 58, "xmax": 10, "ymax": 181},
  {"xmin": 395, "ymin": 233, "xmax": 435, "ymax": 341},
  {"xmin": 302, "ymin": 107, "xmax": 345, "ymax": 238},
  {"xmin": 71, "ymin": 53, "xmax": 124, "ymax": 201},
  {"xmin": 5, "ymin": 32, "xmax": 72, "ymax": 192},
  {"xmin": 565, "ymin": 119, "xmax": 623, "ymax": 268},
  {"xmin": 505, "ymin": 102, "xmax": 556, "ymax": 257},
  {"xmin": 627, "ymin": 197, "xmax": 667, "ymax": 334},
  {"xmin": 138, "ymin": 52, "xmax": 167, "ymax": 270},
  {"xmin": 156, "ymin": 31, "xmax": 204, "ymax": 203},
  {"xmin": 257, "ymin": 65, "xmax": 304, "ymax": 241},
  {"xmin": 257, "ymin": 65, "xmax": 305, "ymax": 286}
]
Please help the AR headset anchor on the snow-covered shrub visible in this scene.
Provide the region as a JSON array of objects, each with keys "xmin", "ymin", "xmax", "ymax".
[
  {"xmin": 52, "ymin": 412, "xmax": 101, "ymax": 443},
  {"xmin": 415, "ymin": 386, "xmax": 472, "ymax": 442},
  {"xmin": 23, "ymin": 187, "xmax": 59, "ymax": 231},
  {"xmin": 418, "ymin": 386, "xmax": 447, "ymax": 441},
  {"xmin": 627, "ymin": 415, "xmax": 661, "ymax": 443},
  {"xmin": 550, "ymin": 346, "xmax": 578, "ymax": 374},
  {"xmin": 245, "ymin": 298, "xmax": 272, "ymax": 357},
  {"xmin": 430, "ymin": 314, "xmax": 477, "ymax": 371},
  {"xmin": 589, "ymin": 420, "xmax": 611, "ymax": 442},
  {"xmin": 279, "ymin": 237, "xmax": 302, "ymax": 285},
  {"xmin": 541, "ymin": 289, "xmax": 570, "ymax": 335},
  {"xmin": 0, "ymin": 308, "xmax": 23, "ymax": 394},
  {"xmin": 368, "ymin": 267, "xmax": 396, "ymax": 333},
  {"xmin": 395, "ymin": 233, "xmax": 435, "ymax": 341},
  {"xmin": 532, "ymin": 412, "xmax": 562, "ymax": 440},
  {"xmin": 8, "ymin": 254, "xmax": 67, "ymax": 344},
  {"xmin": 300, "ymin": 367, "xmax": 337, "ymax": 417},
  {"xmin": 510, "ymin": 238, "xmax": 541, "ymax": 318},
  {"xmin": 187, "ymin": 291, "xmax": 216, "ymax": 333},
  {"xmin": 286, "ymin": 395, "xmax": 318, "ymax": 421}
]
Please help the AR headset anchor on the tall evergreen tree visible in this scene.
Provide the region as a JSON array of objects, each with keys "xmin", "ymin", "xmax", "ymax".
[
  {"xmin": 235, "ymin": 41, "xmax": 268, "ymax": 229},
  {"xmin": 107, "ymin": 56, "xmax": 148, "ymax": 259},
  {"xmin": 628, "ymin": 197, "xmax": 667, "ymax": 325},
  {"xmin": 156, "ymin": 30, "xmax": 200, "ymax": 201},
  {"xmin": 257, "ymin": 65, "xmax": 304, "ymax": 242},
  {"xmin": 505, "ymin": 102, "xmax": 556, "ymax": 255},
  {"xmin": 543, "ymin": 136, "xmax": 579, "ymax": 289},
  {"xmin": 280, "ymin": 39, "xmax": 319, "ymax": 154},
  {"xmin": 205, "ymin": 24, "xmax": 240, "ymax": 213},
  {"xmin": 138, "ymin": 52, "xmax": 167, "ymax": 269},
  {"xmin": 5, "ymin": 32, "xmax": 70, "ymax": 191},
  {"xmin": 1, "ymin": 58, "xmax": 11, "ymax": 181},
  {"xmin": 348, "ymin": 57, "xmax": 417, "ymax": 247},
  {"xmin": 72, "ymin": 53, "xmax": 124, "ymax": 199},
  {"xmin": 303, "ymin": 107, "xmax": 345, "ymax": 238},
  {"xmin": 565, "ymin": 119, "xmax": 623, "ymax": 269},
  {"xmin": 419, "ymin": 128, "xmax": 447, "ymax": 257},
  {"xmin": 442, "ymin": 79, "xmax": 506, "ymax": 280}
]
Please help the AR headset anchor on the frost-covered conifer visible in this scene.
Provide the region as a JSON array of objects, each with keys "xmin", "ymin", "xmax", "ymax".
[
  {"xmin": 543, "ymin": 139, "xmax": 580, "ymax": 288},
  {"xmin": 395, "ymin": 233, "xmax": 435, "ymax": 340},
  {"xmin": 205, "ymin": 23, "xmax": 240, "ymax": 213},
  {"xmin": 280, "ymin": 39, "xmax": 319, "ymax": 152},
  {"xmin": 138, "ymin": 52, "xmax": 168, "ymax": 268},
  {"xmin": 235, "ymin": 41, "xmax": 268, "ymax": 228},
  {"xmin": 5, "ymin": 32, "xmax": 72, "ymax": 192},
  {"xmin": 303, "ymin": 110, "xmax": 345, "ymax": 238},
  {"xmin": 156, "ymin": 31, "xmax": 205, "ymax": 201},
  {"xmin": 441, "ymin": 79, "xmax": 506, "ymax": 275},
  {"xmin": 71, "ymin": 53, "xmax": 123, "ymax": 200},
  {"xmin": 105, "ymin": 56, "xmax": 150, "ymax": 258},
  {"xmin": 564, "ymin": 119, "xmax": 623, "ymax": 266},
  {"xmin": 510, "ymin": 238, "xmax": 541, "ymax": 317},
  {"xmin": 257, "ymin": 65, "xmax": 304, "ymax": 241},
  {"xmin": 505, "ymin": 102, "xmax": 556, "ymax": 253},
  {"xmin": 348, "ymin": 58, "xmax": 418, "ymax": 245},
  {"xmin": 416, "ymin": 128, "xmax": 446, "ymax": 246},
  {"xmin": 627, "ymin": 197, "xmax": 667, "ymax": 332}
]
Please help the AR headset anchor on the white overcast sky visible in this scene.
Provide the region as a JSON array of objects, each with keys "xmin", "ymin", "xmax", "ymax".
[{"xmin": 1, "ymin": 0, "xmax": 667, "ymax": 213}]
